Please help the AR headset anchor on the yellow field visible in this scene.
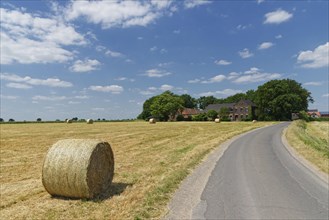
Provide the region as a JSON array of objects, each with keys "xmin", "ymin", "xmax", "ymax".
[
  {"xmin": 286, "ymin": 120, "xmax": 329, "ymax": 174},
  {"xmin": 0, "ymin": 121, "xmax": 273, "ymax": 219}
]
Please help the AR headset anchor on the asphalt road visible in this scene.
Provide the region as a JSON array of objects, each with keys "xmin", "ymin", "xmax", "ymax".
[{"xmin": 167, "ymin": 122, "xmax": 329, "ymax": 219}]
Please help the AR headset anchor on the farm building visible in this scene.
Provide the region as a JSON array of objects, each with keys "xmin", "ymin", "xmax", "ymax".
[
  {"xmin": 307, "ymin": 109, "xmax": 321, "ymax": 118},
  {"xmin": 180, "ymin": 108, "xmax": 202, "ymax": 119},
  {"xmin": 204, "ymin": 100, "xmax": 257, "ymax": 121}
]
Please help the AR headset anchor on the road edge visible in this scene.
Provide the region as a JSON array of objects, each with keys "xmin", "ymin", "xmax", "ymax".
[
  {"xmin": 164, "ymin": 124, "xmax": 274, "ymax": 220},
  {"xmin": 281, "ymin": 127, "xmax": 329, "ymax": 185}
]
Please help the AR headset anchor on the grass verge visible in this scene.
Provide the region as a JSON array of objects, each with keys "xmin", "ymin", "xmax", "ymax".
[
  {"xmin": 286, "ymin": 120, "xmax": 329, "ymax": 174},
  {"xmin": 1, "ymin": 121, "xmax": 274, "ymax": 219}
]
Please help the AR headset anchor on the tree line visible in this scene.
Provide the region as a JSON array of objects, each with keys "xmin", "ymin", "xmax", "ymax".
[{"xmin": 137, "ymin": 79, "xmax": 313, "ymax": 121}]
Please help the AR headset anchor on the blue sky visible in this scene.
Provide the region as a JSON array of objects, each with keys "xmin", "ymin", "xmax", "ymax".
[{"xmin": 1, "ymin": 0, "xmax": 328, "ymax": 121}]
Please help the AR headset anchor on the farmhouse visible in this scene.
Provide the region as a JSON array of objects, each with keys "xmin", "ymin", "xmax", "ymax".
[
  {"xmin": 307, "ymin": 109, "xmax": 321, "ymax": 118},
  {"xmin": 204, "ymin": 99, "xmax": 257, "ymax": 121},
  {"xmin": 181, "ymin": 108, "xmax": 202, "ymax": 119}
]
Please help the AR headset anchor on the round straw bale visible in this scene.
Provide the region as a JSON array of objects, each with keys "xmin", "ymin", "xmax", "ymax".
[
  {"xmin": 252, "ymin": 120, "xmax": 257, "ymax": 123},
  {"xmin": 42, "ymin": 139, "xmax": 114, "ymax": 199},
  {"xmin": 66, "ymin": 119, "xmax": 72, "ymax": 123},
  {"xmin": 86, "ymin": 119, "xmax": 93, "ymax": 124},
  {"xmin": 214, "ymin": 118, "xmax": 220, "ymax": 123},
  {"xmin": 149, "ymin": 118, "xmax": 156, "ymax": 124}
]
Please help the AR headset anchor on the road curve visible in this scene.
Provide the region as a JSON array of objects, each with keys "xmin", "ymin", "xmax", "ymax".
[{"xmin": 167, "ymin": 122, "xmax": 328, "ymax": 219}]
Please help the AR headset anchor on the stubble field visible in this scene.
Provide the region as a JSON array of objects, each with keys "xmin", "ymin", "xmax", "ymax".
[{"xmin": 0, "ymin": 121, "xmax": 273, "ymax": 219}]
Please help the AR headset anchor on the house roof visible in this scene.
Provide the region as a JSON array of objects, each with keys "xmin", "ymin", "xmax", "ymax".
[
  {"xmin": 204, "ymin": 103, "xmax": 235, "ymax": 112},
  {"xmin": 181, "ymin": 108, "xmax": 201, "ymax": 115},
  {"xmin": 236, "ymin": 99, "xmax": 256, "ymax": 107}
]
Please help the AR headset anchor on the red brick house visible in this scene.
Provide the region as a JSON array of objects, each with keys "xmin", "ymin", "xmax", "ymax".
[{"xmin": 204, "ymin": 100, "xmax": 257, "ymax": 121}]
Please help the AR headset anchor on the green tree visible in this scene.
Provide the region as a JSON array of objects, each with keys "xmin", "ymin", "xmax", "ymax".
[
  {"xmin": 180, "ymin": 94, "xmax": 197, "ymax": 108},
  {"xmin": 36, "ymin": 118, "xmax": 42, "ymax": 122},
  {"xmin": 224, "ymin": 93, "xmax": 247, "ymax": 103},
  {"xmin": 150, "ymin": 91, "xmax": 184, "ymax": 121},
  {"xmin": 219, "ymin": 107, "xmax": 230, "ymax": 121},
  {"xmin": 254, "ymin": 79, "xmax": 313, "ymax": 121},
  {"xmin": 197, "ymin": 96, "xmax": 219, "ymax": 109},
  {"xmin": 207, "ymin": 110, "xmax": 218, "ymax": 120},
  {"xmin": 137, "ymin": 96, "xmax": 156, "ymax": 120}
]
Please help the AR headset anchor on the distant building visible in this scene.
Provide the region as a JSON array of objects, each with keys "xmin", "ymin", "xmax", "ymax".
[
  {"xmin": 307, "ymin": 109, "xmax": 321, "ymax": 118},
  {"xmin": 181, "ymin": 108, "xmax": 202, "ymax": 119},
  {"xmin": 204, "ymin": 100, "xmax": 257, "ymax": 121},
  {"xmin": 320, "ymin": 112, "xmax": 329, "ymax": 118}
]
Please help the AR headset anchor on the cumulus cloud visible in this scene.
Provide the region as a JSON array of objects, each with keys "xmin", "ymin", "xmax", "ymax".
[
  {"xmin": 184, "ymin": 0, "xmax": 212, "ymax": 9},
  {"xmin": 0, "ymin": 7, "xmax": 84, "ymax": 64},
  {"xmin": 105, "ymin": 49, "xmax": 124, "ymax": 58},
  {"xmin": 258, "ymin": 42, "xmax": 274, "ymax": 50},
  {"xmin": 6, "ymin": 82, "xmax": 32, "ymax": 89},
  {"xmin": 64, "ymin": 0, "xmax": 175, "ymax": 29},
  {"xmin": 303, "ymin": 82, "xmax": 323, "ymax": 86},
  {"xmin": 264, "ymin": 9, "xmax": 293, "ymax": 24},
  {"xmin": 143, "ymin": 69, "xmax": 172, "ymax": 77},
  {"xmin": 70, "ymin": 59, "xmax": 101, "ymax": 72},
  {"xmin": 297, "ymin": 42, "xmax": 329, "ymax": 68},
  {"xmin": 199, "ymin": 89, "xmax": 243, "ymax": 97},
  {"xmin": 232, "ymin": 67, "xmax": 281, "ymax": 84},
  {"xmin": 202, "ymin": 74, "xmax": 226, "ymax": 83},
  {"xmin": 0, "ymin": 95, "xmax": 19, "ymax": 100},
  {"xmin": 214, "ymin": 59, "xmax": 232, "ymax": 65},
  {"xmin": 188, "ymin": 78, "xmax": 201, "ymax": 83},
  {"xmin": 0, "ymin": 73, "xmax": 73, "ymax": 88},
  {"xmin": 160, "ymin": 84, "xmax": 174, "ymax": 91},
  {"xmin": 32, "ymin": 95, "xmax": 67, "ymax": 101},
  {"xmin": 89, "ymin": 85, "xmax": 124, "ymax": 94},
  {"xmin": 238, "ymin": 48, "xmax": 254, "ymax": 59}
]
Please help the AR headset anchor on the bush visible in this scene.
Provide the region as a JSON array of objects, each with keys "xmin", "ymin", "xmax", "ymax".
[
  {"xmin": 192, "ymin": 113, "xmax": 208, "ymax": 121},
  {"xmin": 176, "ymin": 115, "xmax": 185, "ymax": 121}
]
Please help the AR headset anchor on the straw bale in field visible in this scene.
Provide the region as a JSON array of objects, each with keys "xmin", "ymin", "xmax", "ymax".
[
  {"xmin": 42, "ymin": 139, "xmax": 114, "ymax": 199},
  {"xmin": 214, "ymin": 118, "xmax": 220, "ymax": 123},
  {"xmin": 66, "ymin": 119, "xmax": 72, "ymax": 123},
  {"xmin": 252, "ymin": 120, "xmax": 257, "ymax": 123},
  {"xmin": 87, "ymin": 119, "xmax": 93, "ymax": 124},
  {"xmin": 149, "ymin": 118, "xmax": 156, "ymax": 124}
]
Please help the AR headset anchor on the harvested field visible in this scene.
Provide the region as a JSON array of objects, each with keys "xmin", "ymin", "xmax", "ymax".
[{"xmin": 0, "ymin": 121, "xmax": 274, "ymax": 219}]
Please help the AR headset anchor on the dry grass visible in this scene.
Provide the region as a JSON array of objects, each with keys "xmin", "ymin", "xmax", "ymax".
[
  {"xmin": 0, "ymin": 121, "xmax": 273, "ymax": 219},
  {"xmin": 286, "ymin": 120, "xmax": 329, "ymax": 174}
]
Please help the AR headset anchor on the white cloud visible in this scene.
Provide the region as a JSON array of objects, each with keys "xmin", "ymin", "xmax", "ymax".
[
  {"xmin": 6, "ymin": 82, "xmax": 32, "ymax": 89},
  {"xmin": 0, "ymin": 7, "xmax": 85, "ymax": 64},
  {"xmin": 184, "ymin": 0, "xmax": 212, "ymax": 9},
  {"xmin": 258, "ymin": 42, "xmax": 274, "ymax": 50},
  {"xmin": 70, "ymin": 59, "xmax": 101, "ymax": 72},
  {"xmin": 322, "ymin": 94, "xmax": 329, "ymax": 97},
  {"xmin": 89, "ymin": 85, "xmax": 124, "ymax": 94},
  {"xmin": 214, "ymin": 59, "xmax": 232, "ymax": 65},
  {"xmin": 160, "ymin": 84, "xmax": 174, "ymax": 91},
  {"xmin": 202, "ymin": 74, "xmax": 226, "ymax": 83},
  {"xmin": 0, "ymin": 73, "xmax": 73, "ymax": 88},
  {"xmin": 199, "ymin": 89, "xmax": 243, "ymax": 97},
  {"xmin": 0, "ymin": 95, "xmax": 19, "ymax": 100},
  {"xmin": 236, "ymin": 24, "xmax": 252, "ymax": 30},
  {"xmin": 238, "ymin": 48, "xmax": 254, "ymax": 59},
  {"xmin": 297, "ymin": 42, "xmax": 329, "ymax": 68},
  {"xmin": 105, "ymin": 49, "xmax": 124, "ymax": 58},
  {"xmin": 232, "ymin": 68, "xmax": 281, "ymax": 84},
  {"xmin": 303, "ymin": 82, "xmax": 323, "ymax": 86},
  {"xmin": 115, "ymin": 77, "xmax": 135, "ymax": 82},
  {"xmin": 275, "ymin": 34, "xmax": 283, "ymax": 39},
  {"xmin": 143, "ymin": 69, "xmax": 172, "ymax": 78},
  {"xmin": 150, "ymin": 46, "xmax": 158, "ymax": 52},
  {"xmin": 65, "ymin": 1, "xmax": 175, "ymax": 29},
  {"xmin": 264, "ymin": 9, "xmax": 293, "ymax": 24},
  {"xmin": 188, "ymin": 78, "xmax": 201, "ymax": 83},
  {"xmin": 74, "ymin": 95, "xmax": 89, "ymax": 99},
  {"xmin": 32, "ymin": 95, "xmax": 67, "ymax": 101},
  {"xmin": 257, "ymin": 0, "xmax": 265, "ymax": 4}
]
